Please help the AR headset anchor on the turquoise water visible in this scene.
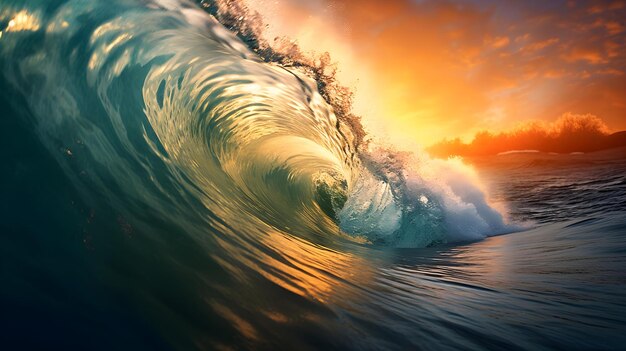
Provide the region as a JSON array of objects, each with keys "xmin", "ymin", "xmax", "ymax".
[{"xmin": 1, "ymin": 1, "xmax": 625, "ymax": 349}]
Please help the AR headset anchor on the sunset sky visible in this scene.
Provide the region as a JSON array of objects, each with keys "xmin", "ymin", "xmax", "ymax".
[{"xmin": 244, "ymin": 0, "xmax": 626, "ymax": 146}]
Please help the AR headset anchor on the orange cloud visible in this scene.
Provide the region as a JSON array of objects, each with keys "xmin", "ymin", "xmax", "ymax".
[
  {"xmin": 605, "ymin": 21, "xmax": 624, "ymax": 34},
  {"xmin": 488, "ymin": 36, "xmax": 510, "ymax": 49},
  {"xmin": 587, "ymin": 0, "xmax": 625, "ymax": 14},
  {"xmin": 522, "ymin": 37, "xmax": 560, "ymax": 53},
  {"xmin": 244, "ymin": 0, "xmax": 626, "ymax": 146},
  {"xmin": 563, "ymin": 47, "xmax": 606, "ymax": 64}
]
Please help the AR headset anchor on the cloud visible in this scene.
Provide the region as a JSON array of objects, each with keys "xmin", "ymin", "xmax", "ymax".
[
  {"xmin": 562, "ymin": 47, "xmax": 606, "ymax": 64},
  {"xmin": 244, "ymin": 0, "xmax": 626, "ymax": 145},
  {"xmin": 488, "ymin": 36, "xmax": 510, "ymax": 49},
  {"xmin": 522, "ymin": 37, "xmax": 560, "ymax": 53},
  {"xmin": 587, "ymin": 0, "xmax": 625, "ymax": 14},
  {"xmin": 604, "ymin": 20, "xmax": 624, "ymax": 34}
]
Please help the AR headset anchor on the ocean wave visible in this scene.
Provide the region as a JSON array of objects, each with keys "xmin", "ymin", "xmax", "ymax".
[{"xmin": 0, "ymin": 0, "xmax": 513, "ymax": 253}]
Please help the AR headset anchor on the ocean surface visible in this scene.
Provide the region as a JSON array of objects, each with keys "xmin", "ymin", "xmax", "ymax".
[{"xmin": 1, "ymin": 0, "xmax": 625, "ymax": 350}]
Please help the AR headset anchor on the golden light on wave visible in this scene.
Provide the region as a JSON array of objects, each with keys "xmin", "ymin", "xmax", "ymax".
[
  {"xmin": 5, "ymin": 10, "xmax": 40, "ymax": 32},
  {"xmin": 204, "ymin": 227, "xmax": 377, "ymax": 342},
  {"xmin": 251, "ymin": 230, "xmax": 373, "ymax": 303}
]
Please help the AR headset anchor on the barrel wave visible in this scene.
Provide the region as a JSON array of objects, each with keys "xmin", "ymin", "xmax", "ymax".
[{"xmin": 0, "ymin": 0, "xmax": 511, "ymax": 249}]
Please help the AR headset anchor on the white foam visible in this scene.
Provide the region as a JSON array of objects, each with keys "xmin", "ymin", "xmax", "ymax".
[{"xmin": 338, "ymin": 149, "xmax": 516, "ymax": 247}]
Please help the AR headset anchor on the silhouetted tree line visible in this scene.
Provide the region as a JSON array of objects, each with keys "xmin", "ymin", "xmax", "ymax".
[{"xmin": 428, "ymin": 114, "xmax": 626, "ymax": 157}]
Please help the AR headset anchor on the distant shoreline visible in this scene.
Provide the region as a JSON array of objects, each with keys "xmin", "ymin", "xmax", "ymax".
[{"xmin": 428, "ymin": 131, "xmax": 626, "ymax": 158}]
